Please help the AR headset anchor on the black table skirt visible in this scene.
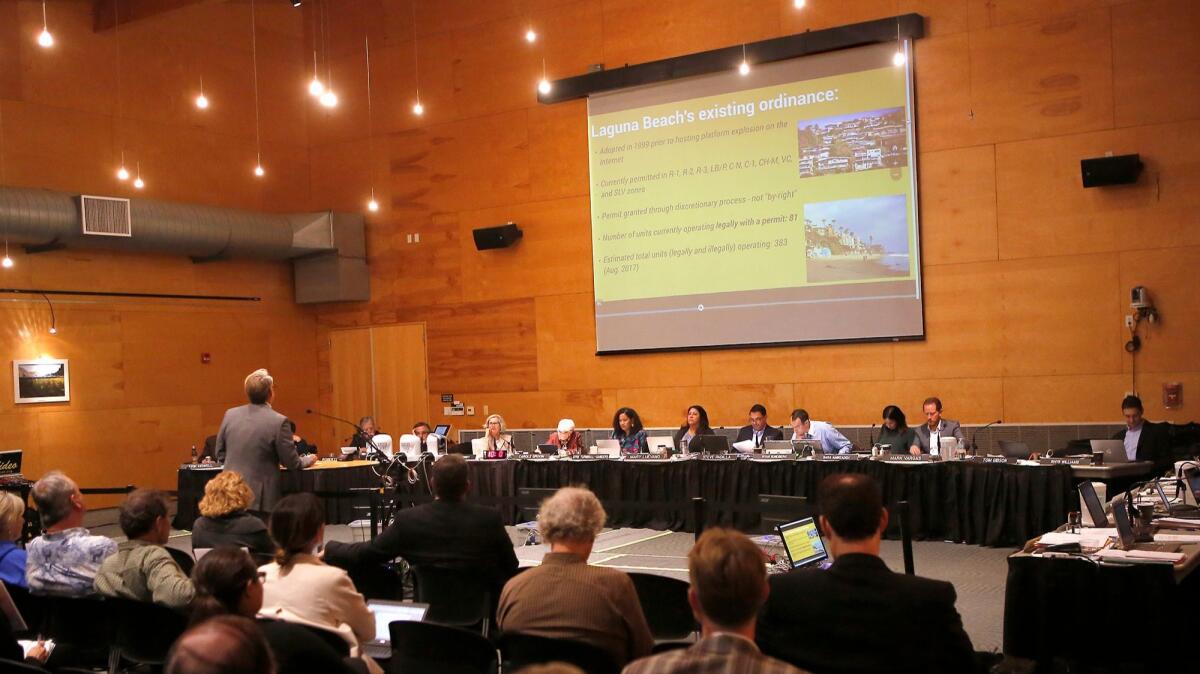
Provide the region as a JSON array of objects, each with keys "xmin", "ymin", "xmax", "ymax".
[
  {"xmin": 459, "ymin": 458, "xmax": 1073, "ymax": 548},
  {"xmin": 174, "ymin": 464, "xmax": 384, "ymax": 530}
]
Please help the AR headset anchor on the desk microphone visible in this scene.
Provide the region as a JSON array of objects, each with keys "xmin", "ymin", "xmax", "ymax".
[
  {"xmin": 868, "ymin": 423, "xmax": 877, "ymax": 447},
  {"xmin": 306, "ymin": 409, "xmax": 380, "ymax": 458},
  {"xmin": 971, "ymin": 419, "xmax": 1003, "ymax": 453}
]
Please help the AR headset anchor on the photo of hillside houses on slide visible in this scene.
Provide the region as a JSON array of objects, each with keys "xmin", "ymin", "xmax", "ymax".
[
  {"xmin": 796, "ymin": 107, "xmax": 908, "ymax": 177},
  {"xmin": 803, "ymin": 194, "xmax": 910, "ymax": 283}
]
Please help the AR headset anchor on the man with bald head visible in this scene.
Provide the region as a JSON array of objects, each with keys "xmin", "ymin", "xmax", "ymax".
[{"xmin": 166, "ymin": 615, "xmax": 274, "ymax": 674}]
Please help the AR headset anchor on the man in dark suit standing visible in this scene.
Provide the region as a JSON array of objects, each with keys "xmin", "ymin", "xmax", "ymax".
[
  {"xmin": 216, "ymin": 369, "xmax": 314, "ymax": 512},
  {"xmin": 1112, "ymin": 394, "xmax": 1170, "ymax": 472},
  {"xmin": 734, "ymin": 404, "xmax": 785, "ymax": 452},
  {"xmin": 757, "ymin": 473, "xmax": 977, "ymax": 674},
  {"xmin": 322, "ymin": 453, "xmax": 518, "ymax": 600}
]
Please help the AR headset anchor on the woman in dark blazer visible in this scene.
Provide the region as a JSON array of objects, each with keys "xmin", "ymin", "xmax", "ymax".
[
  {"xmin": 191, "ymin": 471, "xmax": 275, "ymax": 559},
  {"xmin": 672, "ymin": 404, "xmax": 715, "ymax": 452}
]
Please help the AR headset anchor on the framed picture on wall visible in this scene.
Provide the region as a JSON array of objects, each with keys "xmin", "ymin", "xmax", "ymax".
[{"xmin": 13, "ymin": 359, "xmax": 70, "ymax": 404}]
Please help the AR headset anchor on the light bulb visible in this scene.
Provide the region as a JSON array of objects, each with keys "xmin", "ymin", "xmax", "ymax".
[
  {"xmin": 525, "ymin": 29, "xmax": 537, "ymax": 43},
  {"xmin": 893, "ymin": 50, "xmax": 906, "ymax": 67},
  {"xmin": 195, "ymin": 93, "xmax": 209, "ymax": 109},
  {"xmin": 793, "ymin": 0, "xmax": 806, "ymax": 8},
  {"xmin": 133, "ymin": 177, "xmax": 145, "ymax": 189},
  {"xmin": 37, "ymin": 29, "xmax": 54, "ymax": 48},
  {"xmin": 1, "ymin": 257, "xmax": 12, "ymax": 269},
  {"xmin": 739, "ymin": 61, "xmax": 750, "ymax": 76},
  {"xmin": 367, "ymin": 199, "xmax": 379, "ymax": 212},
  {"xmin": 412, "ymin": 101, "xmax": 424, "ymax": 116},
  {"xmin": 117, "ymin": 166, "xmax": 130, "ymax": 181},
  {"xmin": 308, "ymin": 77, "xmax": 324, "ymax": 96},
  {"xmin": 537, "ymin": 78, "xmax": 551, "ymax": 95},
  {"xmin": 319, "ymin": 90, "xmax": 338, "ymax": 107},
  {"xmin": 49, "ymin": 326, "xmax": 57, "ymax": 335},
  {"xmin": 254, "ymin": 164, "xmax": 265, "ymax": 177}
]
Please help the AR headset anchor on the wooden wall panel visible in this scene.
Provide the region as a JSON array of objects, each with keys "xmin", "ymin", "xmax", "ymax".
[
  {"xmin": 967, "ymin": 0, "xmax": 1132, "ymax": 30},
  {"xmin": 426, "ymin": 389, "xmax": 611, "ymax": 431},
  {"xmin": 528, "ymin": 100, "xmax": 591, "ymax": 201},
  {"xmin": 425, "ymin": 298, "xmax": 538, "ymax": 393},
  {"xmin": 893, "ymin": 263, "xmax": 1005, "ymax": 380},
  {"xmin": 329, "ymin": 328, "xmax": 375, "ymax": 436},
  {"xmin": 1002, "ymin": 374, "xmax": 1129, "ymax": 423},
  {"xmin": 372, "ymin": 323, "xmax": 430, "ymax": 434},
  {"xmin": 918, "ymin": 145, "xmax": 999, "ymax": 266},
  {"xmin": 1112, "ymin": 0, "xmax": 1200, "ymax": 128},
  {"xmin": 613, "ymin": 384, "xmax": 793, "ymax": 430},
  {"xmin": 781, "ymin": 0, "xmax": 968, "ymax": 38},
  {"xmin": 1118, "ymin": 247, "xmax": 1200, "ymax": 375},
  {"xmin": 601, "ymin": 0, "xmax": 780, "ymax": 67}
]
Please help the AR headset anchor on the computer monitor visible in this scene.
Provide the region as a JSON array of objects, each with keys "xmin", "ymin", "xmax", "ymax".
[
  {"xmin": 517, "ymin": 487, "xmax": 556, "ymax": 523},
  {"xmin": 777, "ymin": 516, "xmax": 829, "ymax": 569},
  {"xmin": 1078, "ymin": 481, "xmax": 1108, "ymax": 527},
  {"xmin": 692, "ymin": 435, "xmax": 730, "ymax": 455},
  {"xmin": 756, "ymin": 494, "xmax": 810, "ymax": 535},
  {"xmin": 433, "ymin": 424, "xmax": 451, "ymax": 437}
]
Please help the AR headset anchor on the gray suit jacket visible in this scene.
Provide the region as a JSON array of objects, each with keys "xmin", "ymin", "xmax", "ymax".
[
  {"xmin": 912, "ymin": 419, "xmax": 964, "ymax": 453},
  {"xmin": 215, "ymin": 403, "xmax": 303, "ymax": 511}
]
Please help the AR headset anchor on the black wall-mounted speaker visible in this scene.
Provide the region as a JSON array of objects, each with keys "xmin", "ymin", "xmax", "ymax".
[
  {"xmin": 1081, "ymin": 154, "xmax": 1142, "ymax": 188},
  {"xmin": 473, "ymin": 223, "xmax": 523, "ymax": 250}
]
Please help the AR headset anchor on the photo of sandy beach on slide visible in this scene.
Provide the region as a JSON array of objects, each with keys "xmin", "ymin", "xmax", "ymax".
[{"xmin": 803, "ymin": 194, "xmax": 910, "ymax": 283}]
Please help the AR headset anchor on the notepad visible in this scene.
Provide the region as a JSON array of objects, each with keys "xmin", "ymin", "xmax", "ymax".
[{"xmin": 1096, "ymin": 548, "xmax": 1184, "ymax": 564}]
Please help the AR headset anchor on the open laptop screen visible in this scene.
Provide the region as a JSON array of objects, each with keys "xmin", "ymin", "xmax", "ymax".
[
  {"xmin": 777, "ymin": 516, "xmax": 829, "ymax": 569},
  {"xmin": 433, "ymin": 424, "xmax": 451, "ymax": 437},
  {"xmin": 1078, "ymin": 481, "xmax": 1108, "ymax": 527},
  {"xmin": 367, "ymin": 600, "xmax": 428, "ymax": 644}
]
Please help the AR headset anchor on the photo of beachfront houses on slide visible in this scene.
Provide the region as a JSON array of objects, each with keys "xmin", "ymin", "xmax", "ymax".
[
  {"xmin": 803, "ymin": 194, "xmax": 910, "ymax": 283},
  {"xmin": 796, "ymin": 107, "xmax": 908, "ymax": 177}
]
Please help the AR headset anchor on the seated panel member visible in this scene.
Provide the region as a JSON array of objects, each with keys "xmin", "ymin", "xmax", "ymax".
[
  {"xmin": 673, "ymin": 405, "xmax": 715, "ymax": 453},
  {"xmin": 1112, "ymin": 394, "xmax": 1170, "ymax": 472},
  {"xmin": 349, "ymin": 416, "xmax": 380, "ymax": 453},
  {"xmin": 625, "ymin": 527, "xmax": 808, "ymax": 674},
  {"xmin": 911, "ymin": 397, "xmax": 964, "ymax": 455},
  {"xmin": 735, "ymin": 404, "xmax": 785, "ymax": 452},
  {"xmin": 788, "ymin": 409, "xmax": 852, "ymax": 454},
  {"xmin": 875, "ymin": 405, "xmax": 917, "ymax": 455},
  {"xmin": 26, "ymin": 471, "xmax": 118, "ymax": 596},
  {"xmin": 757, "ymin": 474, "xmax": 976, "ymax": 674},
  {"xmin": 547, "ymin": 418, "xmax": 585, "ymax": 455},
  {"xmin": 287, "ymin": 420, "xmax": 316, "ymax": 456},
  {"xmin": 612, "ymin": 407, "xmax": 649, "ymax": 454},
  {"xmin": 475, "ymin": 414, "xmax": 514, "ymax": 457}
]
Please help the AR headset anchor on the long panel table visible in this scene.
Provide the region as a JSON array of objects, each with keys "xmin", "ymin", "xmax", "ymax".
[{"xmin": 175, "ymin": 457, "xmax": 1075, "ymax": 547}]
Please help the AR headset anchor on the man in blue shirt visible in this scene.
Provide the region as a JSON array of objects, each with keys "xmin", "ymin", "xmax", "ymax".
[
  {"xmin": 788, "ymin": 409, "xmax": 853, "ymax": 454},
  {"xmin": 26, "ymin": 471, "xmax": 116, "ymax": 596}
]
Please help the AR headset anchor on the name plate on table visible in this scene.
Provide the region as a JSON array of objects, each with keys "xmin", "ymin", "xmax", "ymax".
[
  {"xmin": 880, "ymin": 454, "xmax": 933, "ymax": 462},
  {"xmin": 624, "ymin": 453, "xmax": 669, "ymax": 461},
  {"xmin": 760, "ymin": 450, "xmax": 796, "ymax": 459},
  {"xmin": 699, "ymin": 453, "xmax": 740, "ymax": 461},
  {"xmin": 519, "ymin": 454, "xmax": 556, "ymax": 461},
  {"xmin": 820, "ymin": 454, "xmax": 866, "ymax": 462},
  {"xmin": 969, "ymin": 456, "xmax": 1012, "ymax": 464},
  {"xmin": 180, "ymin": 463, "xmax": 223, "ymax": 470},
  {"xmin": 1039, "ymin": 457, "xmax": 1089, "ymax": 466},
  {"xmin": 572, "ymin": 455, "xmax": 609, "ymax": 461}
]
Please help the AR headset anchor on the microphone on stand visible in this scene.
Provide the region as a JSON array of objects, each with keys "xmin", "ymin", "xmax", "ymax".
[
  {"xmin": 868, "ymin": 423, "xmax": 877, "ymax": 447},
  {"xmin": 971, "ymin": 419, "xmax": 1003, "ymax": 454},
  {"xmin": 306, "ymin": 409, "xmax": 380, "ymax": 459}
]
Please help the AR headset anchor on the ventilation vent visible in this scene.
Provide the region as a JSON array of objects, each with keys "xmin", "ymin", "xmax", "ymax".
[{"xmin": 80, "ymin": 195, "xmax": 132, "ymax": 237}]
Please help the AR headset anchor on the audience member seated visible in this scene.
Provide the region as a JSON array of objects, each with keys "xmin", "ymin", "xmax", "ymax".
[
  {"xmin": 875, "ymin": 405, "xmax": 917, "ymax": 455},
  {"xmin": 166, "ymin": 615, "xmax": 274, "ymax": 674},
  {"xmin": 323, "ymin": 453, "xmax": 517, "ymax": 600},
  {"xmin": 258, "ymin": 494, "xmax": 376, "ymax": 659},
  {"xmin": 757, "ymin": 474, "xmax": 976, "ymax": 674},
  {"xmin": 0, "ymin": 491, "xmax": 28, "ymax": 588},
  {"xmin": 498, "ymin": 487, "xmax": 652, "ymax": 666},
  {"xmin": 625, "ymin": 528, "xmax": 807, "ymax": 674},
  {"xmin": 190, "ymin": 547, "xmax": 357, "ymax": 674},
  {"xmin": 25, "ymin": 471, "xmax": 117, "ymax": 596},
  {"xmin": 612, "ymin": 407, "xmax": 649, "ymax": 454},
  {"xmin": 788, "ymin": 409, "xmax": 852, "ymax": 454},
  {"xmin": 673, "ymin": 405, "xmax": 715, "ymax": 453},
  {"xmin": 94, "ymin": 489, "xmax": 194, "ymax": 609},
  {"xmin": 546, "ymin": 419, "xmax": 584, "ymax": 455},
  {"xmin": 191, "ymin": 471, "xmax": 274, "ymax": 557}
]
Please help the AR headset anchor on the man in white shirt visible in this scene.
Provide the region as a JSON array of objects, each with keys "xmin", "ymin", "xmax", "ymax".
[{"xmin": 789, "ymin": 409, "xmax": 853, "ymax": 454}]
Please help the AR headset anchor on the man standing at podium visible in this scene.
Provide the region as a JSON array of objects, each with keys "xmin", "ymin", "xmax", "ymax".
[{"xmin": 216, "ymin": 369, "xmax": 315, "ymax": 511}]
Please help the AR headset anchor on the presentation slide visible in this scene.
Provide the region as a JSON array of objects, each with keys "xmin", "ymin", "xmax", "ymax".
[{"xmin": 588, "ymin": 41, "xmax": 923, "ymax": 353}]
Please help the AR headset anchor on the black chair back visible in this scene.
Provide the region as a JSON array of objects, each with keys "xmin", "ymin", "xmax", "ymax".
[
  {"xmin": 39, "ymin": 595, "xmax": 112, "ymax": 668},
  {"xmin": 0, "ymin": 656, "xmax": 50, "ymax": 673},
  {"xmin": 164, "ymin": 546, "xmax": 195, "ymax": 576},
  {"xmin": 895, "ymin": 500, "xmax": 914, "ymax": 575},
  {"xmin": 389, "ymin": 621, "xmax": 496, "ymax": 674},
  {"xmin": 3, "ymin": 582, "xmax": 43, "ymax": 638},
  {"xmin": 109, "ymin": 597, "xmax": 188, "ymax": 667},
  {"xmin": 627, "ymin": 573, "xmax": 696, "ymax": 641},
  {"xmin": 999, "ymin": 440, "xmax": 1031, "ymax": 459},
  {"xmin": 499, "ymin": 632, "xmax": 619, "ymax": 674},
  {"xmin": 412, "ymin": 565, "xmax": 491, "ymax": 635},
  {"xmin": 286, "ymin": 621, "xmax": 351, "ymax": 657}
]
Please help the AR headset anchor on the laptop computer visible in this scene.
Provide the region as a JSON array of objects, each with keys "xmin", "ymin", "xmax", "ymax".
[
  {"xmin": 1154, "ymin": 478, "xmax": 1200, "ymax": 517},
  {"xmin": 692, "ymin": 435, "xmax": 730, "ymax": 455},
  {"xmin": 1110, "ymin": 495, "xmax": 1179, "ymax": 553},
  {"xmin": 1090, "ymin": 439, "xmax": 1130, "ymax": 464},
  {"xmin": 595, "ymin": 438, "xmax": 621, "ymax": 457},
  {"xmin": 1186, "ymin": 467, "xmax": 1200, "ymax": 505},
  {"xmin": 535, "ymin": 443, "xmax": 559, "ymax": 455},
  {"xmin": 362, "ymin": 600, "xmax": 429, "ymax": 658},
  {"xmin": 433, "ymin": 424, "xmax": 451, "ymax": 437},
  {"xmin": 646, "ymin": 436, "xmax": 674, "ymax": 454},
  {"xmin": 792, "ymin": 439, "xmax": 823, "ymax": 457},
  {"xmin": 1078, "ymin": 481, "xmax": 1108, "ymax": 527},
  {"xmin": 776, "ymin": 516, "xmax": 831, "ymax": 570}
]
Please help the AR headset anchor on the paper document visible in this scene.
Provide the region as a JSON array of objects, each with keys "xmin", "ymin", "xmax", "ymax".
[
  {"xmin": 731, "ymin": 440, "xmax": 756, "ymax": 453},
  {"xmin": 1152, "ymin": 533, "xmax": 1200, "ymax": 543},
  {"xmin": 1096, "ymin": 548, "xmax": 1184, "ymax": 564}
]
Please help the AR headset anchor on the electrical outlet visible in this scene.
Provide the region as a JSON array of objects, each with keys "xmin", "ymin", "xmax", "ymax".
[
  {"xmin": 1124, "ymin": 315, "xmax": 1134, "ymax": 328},
  {"xmin": 466, "ymin": 406, "xmax": 475, "ymax": 416},
  {"xmin": 484, "ymin": 405, "xmax": 489, "ymax": 416},
  {"xmin": 414, "ymin": 232, "xmax": 420, "ymax": 243},
  {"xmin": 406, "ymin": 233, "xmax": 413, "ymax": 243}
]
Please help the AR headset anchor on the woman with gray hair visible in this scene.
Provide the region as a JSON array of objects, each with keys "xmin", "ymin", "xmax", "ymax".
[{"xmin": 496, "ymin": 487, "xmax": 653, "ymax": 666}]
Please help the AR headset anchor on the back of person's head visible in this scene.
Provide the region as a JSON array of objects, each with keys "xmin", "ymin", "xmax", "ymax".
[
  {"xmin": 166, "ymin": 615, "xmax": 274, "ymax": 674},
  {"xmin": 0, "ymin": 491, "xmax": 25, "ymax": 542},
  {"xmin": 1121, "ymin": 394, "xmax": 1143, "ymax": 411},
  {"xmin": 31, "ymin": 470, "xmax": 78, "ymax": 529},
  {"xmin": 790, "ymin": 408, "xmax": 810, "ymax": 423},
  {"xmin": 538, "ymin": 487, "xmax": 606, "ymax": 545},
  {"xmin": 190, "ymin": 547, "xmax": 259, "ymax": 624},
  {"xmin": 244, "ymin": 369, "xmax": 273, "ymax": 405},
  {"xmin": 431, "ymin": 454, "xmax": 469, "ymax": 501},
  {"xmin": 268, "ymin": 493, "xmax": 323, "ymax": 568},
  {"xmin": 688, "ymin": 528, "xmax": 767, "ymax": 630},
  {"xmin": 119, "ymin": 489, "xmax": 168, "ymax": 540},
  {"xmin": 817, "ymin": 473, "xmax": 884, "ymax": 541},
  {"xmin": 881, "ymin": 405, "xmax": 907, "ymax": 431},
  {"xmin": 199, "ymin": 471, "xmax": 255, "ymax": 518}
]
